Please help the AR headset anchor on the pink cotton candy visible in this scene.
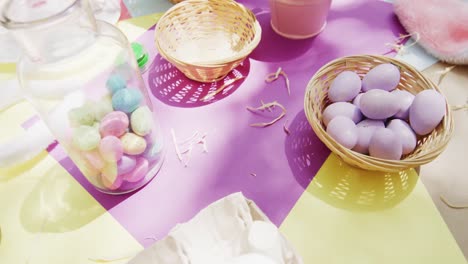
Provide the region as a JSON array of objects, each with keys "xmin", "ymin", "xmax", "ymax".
[
  {"xmin": 99, "ymin": 136, "xmax": 124, "ymax": 162},
  {"xmin": 394, "ymin": 0, "xmax": 468, "ymax": 64}
]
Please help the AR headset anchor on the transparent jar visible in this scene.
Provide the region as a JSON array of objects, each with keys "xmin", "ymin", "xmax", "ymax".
[{"xmin": 1, "ymin": 0, "xmax": 164, "ymax": 194}]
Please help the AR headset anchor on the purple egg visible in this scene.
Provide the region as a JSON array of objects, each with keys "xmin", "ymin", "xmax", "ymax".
[
  {"xmin": 353, "ymin": 93, "xmax": 363, "ymax": 108},
  {"xmin": 362, "ymin": 63, "xmax": 400, "ymax": 92},
  {"xmin": 360, "ymin": 89, "xmax": 399, "ymax": 119},
  {"xmin": 387, "ymin": 119, "xmax": 417, "ymax": 155},
  {"xmin": 369, "ymin": 128, "xmax": 403, "ymax": 160},
  {"xmin": 328, "ymin": 71, "xmax": 362, "ymax": 103},
  {"xmin": 357, "ymin": 119, "xmax": 386, "ymax": 129},
  {"xmin": 409, "ymin": 90, "xmax": 446, "ymax": 135},
  {"xmin": 326, "ymin": 116, "xmax": 358, "ymax": 149},
  {"xmin": 117, "ymin": 155, "xmax": 137, "ymax": 175},
  {"xmin": 352, "ymin": 119, "xmax": 385, "ymax": 154},
  {"xmin": 392, "ymin": 89, "xmax": 415, "ymax": 120},
  {"xmin": 322, "ymin": 102, "xmax": 363, "ymax": 126}
]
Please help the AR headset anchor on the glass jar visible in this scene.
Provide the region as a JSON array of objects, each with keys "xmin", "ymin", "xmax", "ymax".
[
  {"xmin": 269, "ymin": 0, "xmax": 331, "ymax": 39},
  {"xmin": 1, "ymin": 0, "xmax": 164, "ymax": 194}
]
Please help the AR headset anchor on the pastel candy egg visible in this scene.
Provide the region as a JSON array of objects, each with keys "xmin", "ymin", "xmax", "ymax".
[
  {"xmin": 121, "ymin": 133, "xmax": 147, "ymax": 155},
  {"xmin": 122, "ymin": 157, "xmax": 149, "ymax": 183},
  {"xmin": 387, "ymin": 119, "xmax": 417, "ymax": 155},
  {"xmin": 409, "ymin": 90, "xmax": 446, "ymax": 135},
  {"xmin": 101, "ymin": 162, "xmax": 123, "ymax": 190},
  {"xmin": 359, "ymin": 89, "xmax": 399, "ymax": 119},
  {"xmin": 322, "ymin": 102, "xmax": 363, "ymax": 126},
  {"xmin": 99, "ymin": 111, "xmax": 129, "ymax": 137},
  {"xmin": 392, "ymin": 89, "xmax": 415, "ymax": 120},
  {"xmin": 112, "ymin": 88, "xmax": 142, "ymax": 113},
  {"xmin": 117, "ymin": 155, "xmax": 137, "ymax": 175},
  {"xmin": 99, "ymin": 136, "xmax": 124, "ymax": 162},
  {"xmin": 106, "ymin": 74, "xmax": 127, "ymax": 94},
  {"xmin": 70, "ymin": 150, "xmax": 100, "ymax": 181},
  {"xmin": 326, "ymin": 116, "xmax": 358, "ymax": 149},
  {"xmin": 328, "ymin": 71, "xmax": 362, "ymax": 102},
  {"xmin": 92, "ymin": 97, "xmax": 113, "ymax": 121},
  {"xmin": 83, "ymin": 150, "xmax": 105, "ymax": 170},
  {"xmin": 68, "ymin": 105, "xmax": 95, "ymax": 127},
  {"xmin": 362, "ymin": 63, "xmax": 400, "ymax": 92},
  {"xmin": 369, "ymin": 128, "xmax": 403, "ymax": 160},
  {"xmin": 73, "ymin": 125, "xmax": 101, "ymax": 151},
  {"xmin": 143, "ymin": 141, "xmax": 164, "ymax": 161},
  {"xmin": 131, "ymin": 106, "xmax": 153, "ymax": 136}
]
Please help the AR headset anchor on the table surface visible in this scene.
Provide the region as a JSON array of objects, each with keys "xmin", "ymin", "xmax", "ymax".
[{"xmin": 0, "ymin": 1, "xmax": 467, "ymax": 263}]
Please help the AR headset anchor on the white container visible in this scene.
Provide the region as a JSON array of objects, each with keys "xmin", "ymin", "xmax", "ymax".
[{"xmin": 129, "ymin": 193, "xmax": 303, "ymax": 264}]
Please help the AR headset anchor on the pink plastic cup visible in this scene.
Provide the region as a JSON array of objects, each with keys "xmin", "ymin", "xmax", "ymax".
[{"xmin": 269, "ymin": 0, "xmax": 332, "ymax": 39}]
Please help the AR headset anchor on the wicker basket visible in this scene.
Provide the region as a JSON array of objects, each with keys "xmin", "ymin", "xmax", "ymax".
[
  {"xmin": 304, "ymin": 55, "xmax": 454, "ymax": 172},
  {"xmin": 169, "ymin": 0, "xmax": 184, "ymax": 3},
  {"xmin": 155, "ymin": 0, "xmax": 261, "ymax": 83}
]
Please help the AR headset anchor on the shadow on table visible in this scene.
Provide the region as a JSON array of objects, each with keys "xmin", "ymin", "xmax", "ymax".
[
  {"xmin": 326, "ymin": 0, "xmax": 405, "ymax": 38},
  {"xmin": 285, "ymin": 111, "xmax": 419, "ymax": 212},
  {"xmin": 249, "ymin": 11, "xmax": 316, "ymax": 63},
  {"xmin": 284, "ymin": 110, "xmax": 330, "ymax": 190},
  {"xmin": 306, "ymin": 154, "xmax": 419, "ymax": 212},
  {"xmin": 147, "ymin": 55, "xmax": 250, "ymax": 108},
  {"xmin": 20, "ymin": 162, "xmax": 104, "ymax": 233},
  {"xmin": 249, "ymin": 0, "xmax": 405, "ymax": 63},
  {"xmin": 0, "ymin": 151, "xmax": 49, "ymax": 183}
]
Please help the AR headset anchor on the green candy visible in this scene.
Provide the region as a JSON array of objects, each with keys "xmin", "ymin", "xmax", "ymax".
[
  {"xmin": 92, "ymin": 97, "xmax": 113, "ymax": 121},
  {"xmin": 130, "ymin": 106, "xmax": 153, "ymax": 136},
  {"xmin": 68, "ymin": 104, "xmax": 95, "ymax": 127},
  {"xmin": 72, "ymin": 125, "xmax": 101, "ymax": 151}
]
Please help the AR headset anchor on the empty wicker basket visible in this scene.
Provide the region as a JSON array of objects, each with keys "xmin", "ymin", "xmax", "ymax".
[
  {"xmin": 304, "ymin": 55, "xmax": 454, "ymax": 172},
  {"xmin": 155, "ymin": 0, "xmax": 261, "ymax": 82}
]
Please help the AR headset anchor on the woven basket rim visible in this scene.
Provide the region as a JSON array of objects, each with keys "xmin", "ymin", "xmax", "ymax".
[
  {"xmin": 155, "ymin": 0, "xmax": 262, "ymax": 67},
  {"xmin": 304, "ymin": 54, "xmax": 454, "ymax": 172}
]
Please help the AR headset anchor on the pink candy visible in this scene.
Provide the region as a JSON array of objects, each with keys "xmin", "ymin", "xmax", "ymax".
[
  {"xmin": 122, "ymin": 157, "xmax": 149, "ymax": 183},
  {"xmin": 99, "ymin": 111, "xmax": 129, "ymax": 137},
  {"xmin": 99, "ymin": 136, "xmax": 123, "ymax": 162},
  {"xmin": 117, "ymin": 155, "xmax": 137, "ymax": 175}
]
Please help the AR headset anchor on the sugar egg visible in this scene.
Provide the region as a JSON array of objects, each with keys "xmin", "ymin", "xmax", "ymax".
[
  {"xmin": 387, "ymin": 119, "xmax": 417, "ymax": 155},
  {"xmin": 352, "ymin": 119, "xmax": 385, "ymax": 154},
  {"xmin": 409, "ymin": 90, "xmax": 446, "ymax": 135},
  {"xmin": 362, "ymin": 63, "xmax": 400, "ymax": 92},
  {"xmin": 328, "ymin": 71, "xmax": 362, "ymax": 102},
  {"xmin": 360, "ymin": 89, "xmax": 399, "ymax": 119},
  {"xmin": 392, "ymin": 89, "xmax": 415, "ymax": 120},
  {"xmin": 326, "ymin": 116, "xmax": 358, "ymax": 149},
  {"xmin": 369, "ymin": 127, "xmax": 403, "ymax": 160},
  {"xmin": 323, "ymin": 102, "xmax": 362, "ymax": 126}
]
